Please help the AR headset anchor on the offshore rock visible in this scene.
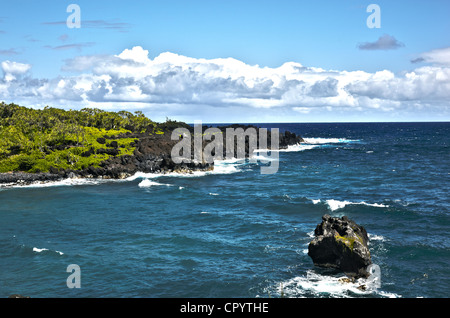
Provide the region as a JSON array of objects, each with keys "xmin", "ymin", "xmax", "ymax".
[{"xmin": 308, "ymin": 214, "xmax": 372, "ymax": 278}]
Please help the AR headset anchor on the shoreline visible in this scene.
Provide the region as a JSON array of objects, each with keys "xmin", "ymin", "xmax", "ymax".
[
  {"xmin": 0, "ymin": 127, "xmax": 303, "ymax": 187},
  {"xmin": 0, "ymin": 165, "xmax": 214, "ymax": 188},
  {"xmin": 0, "ymin": 104, "xmax": 304, "ymax": 186},
  {"xmin": 0, "ymin": 140, "xmax": 305, "ymax": 188}
]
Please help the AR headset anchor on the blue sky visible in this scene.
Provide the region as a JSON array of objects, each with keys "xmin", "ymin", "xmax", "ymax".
[{"xmin": 1, "ymin": 0, "xmax": 449, "ymax": 122}]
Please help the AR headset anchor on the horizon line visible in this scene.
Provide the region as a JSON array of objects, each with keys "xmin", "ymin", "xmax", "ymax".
[{"xmin": 185, "ymin": 120, "xmax": 450, "ymax": 125}]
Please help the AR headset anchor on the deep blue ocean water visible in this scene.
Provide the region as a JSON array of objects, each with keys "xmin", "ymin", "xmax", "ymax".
[{"xmin": 0, "ymin": 122, "xmax": 449, "ymax": 298}]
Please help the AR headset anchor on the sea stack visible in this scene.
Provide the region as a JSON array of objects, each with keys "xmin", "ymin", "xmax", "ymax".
[{"xmin": 308, "ymin": 214, "xmax": 372, "ymax": 278}]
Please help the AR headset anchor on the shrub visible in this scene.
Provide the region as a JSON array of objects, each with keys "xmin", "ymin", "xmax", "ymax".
[{"xmin": 17, "ymin": 155, "xmax": 36, "ymax": 172}]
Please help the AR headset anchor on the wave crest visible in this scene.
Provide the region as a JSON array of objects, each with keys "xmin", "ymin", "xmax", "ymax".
[
  {"xmin": 311, "ymin": 199, "xmax": 389, "ymax": 211},
  {"xmin": 303, "ymin": 137, "xmax": 360, "ymax": 144},
  {"xmin": 32, "ymin": 247, "xmax": 64, "ymax": 256},
  {"xmin": 271, "ymin": 269, "xmax": 400, "ymax": 298}
]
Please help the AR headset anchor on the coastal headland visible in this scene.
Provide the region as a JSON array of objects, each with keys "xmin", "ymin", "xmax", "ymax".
[{"xmin": 0, "ymin": 102, "xmax": 303, "ymax": 185}]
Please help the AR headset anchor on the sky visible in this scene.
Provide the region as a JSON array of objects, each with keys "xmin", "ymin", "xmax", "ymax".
[{"xmin": 0, "ymin": 0, "xmax": 449, "ymax": 123}]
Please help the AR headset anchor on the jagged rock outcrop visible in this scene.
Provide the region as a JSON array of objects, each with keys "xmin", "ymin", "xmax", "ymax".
[
  {"xmin": 308, "ymin": 214, "xmax": 372, "ymax": 278},
  {"xmin": 0, "ymin": 172, "xmax": 62, "ymax": 185},
  {"xmin": 214, "ymin": 124, "xmax": 304, "ymax": 158},
  {"xmin": 0, "ymin": 125, "xmax": 303, "ymax": 185}
]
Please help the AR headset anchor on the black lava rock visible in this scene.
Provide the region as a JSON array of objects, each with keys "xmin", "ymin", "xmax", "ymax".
[{"xmin": 308, "ymin": 214, "xmax": 372, "ymax": 278}]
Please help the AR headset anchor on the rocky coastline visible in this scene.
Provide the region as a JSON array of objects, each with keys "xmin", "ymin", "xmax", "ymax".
[{"xmin": 0, "ymin": 125, "xmax": 303, "ymax": 187}]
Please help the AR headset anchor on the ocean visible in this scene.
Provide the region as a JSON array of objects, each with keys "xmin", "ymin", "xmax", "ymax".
[{"xmin": 0, "ymin": 122, "xmax": 449, "ymax": 298}]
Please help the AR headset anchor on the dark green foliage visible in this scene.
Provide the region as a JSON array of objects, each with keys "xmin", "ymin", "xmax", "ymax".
[
  {"xmin": 159, "ymin": 118, "xmax": 192, "ymax": 132},
  {"xmin": 0, "ymin": 102, "xmax": 174, "ymax": 173},
  {"xmin": 17, "ymin": 155, "xmax": 36, "ymax": 171}
]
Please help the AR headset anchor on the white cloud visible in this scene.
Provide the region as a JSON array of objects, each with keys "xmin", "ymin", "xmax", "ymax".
[
  {"xmin": 1, "ymin": 46, "xmax": 449, "ymax": 121},
  {"xmin": 411, "ymin": 47, "xmax": 450, "ymax": 66},
  {"xmin": 117, "ymin": 46, "xmax": 151, "ymax": 64},
  {"xmin": 1, "ymin": 60, "xmax": 31, "ymax": 81}
]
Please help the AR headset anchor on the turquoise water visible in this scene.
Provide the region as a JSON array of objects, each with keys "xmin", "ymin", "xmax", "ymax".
[{"xmin": 0, "ymin": 122, "xmax": 449, "ymax": 298}]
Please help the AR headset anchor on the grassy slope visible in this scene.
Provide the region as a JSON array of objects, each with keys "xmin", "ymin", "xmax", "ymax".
[
  {"xmin": 0, "ymin": 127, "xmax": 137, "ymax": 173},
  {"xmin": 0, "ymin": 102, "xmax": 178, "ymax": 174}
]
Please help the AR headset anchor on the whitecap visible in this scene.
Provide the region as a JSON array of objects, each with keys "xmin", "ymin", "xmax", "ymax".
[
  {"xmin": 360, "ymin": 202, "xmax": 389, "ymax": 209},
  {"xmin": 32, "ymin": 247, "xmax": 48, "ymax": 253},
  {"xmin": 324, "ymin": 199, "xmax": 389, "ymax": 211},
  {"xmin": 138, "ymin": 179, "xmax": 170, "ymax": 188},
  {"xmin": 303, "ymin": 137, "xmax": 360, "ymax": 144},
  {"xmin": 255, "ymin": 137, "xmax": 359, "ymax": 154},
  {"xmin": 279, "ymin": 144, "xmax": 319, "ymax": 152},
  {"xmin": 368, "ymin": 233, "xmax": 386, "ymax": 242},
  {"xmin": 125, "ymin": 172, "xmax": 154, "ymax": 181},
  {"xmin": 209, "ymin": 193, "xmax": 219, "ymax": 196},
  {"xmin": 250, "ymin": 153, "xmax": 279, "ymax": 162},
  {"xmin": 326, "ymin": 199, "xmax": 353, "ymax": 211},
  {"xmin": 33, "ymin": 247, "xmax": 64, "ymax": 255}
]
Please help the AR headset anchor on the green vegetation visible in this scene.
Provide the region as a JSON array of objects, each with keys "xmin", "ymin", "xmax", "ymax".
[
  {"xmin": 334, "ymin": 233, "xmax": 364, "ymax": 251},
  {"xmin": 0, "ymin": 102, "xmax": 183, "ymax": 173},
  {"xmin": 335, "ymin": 234, "xmax": 356, "ymax": 251}
]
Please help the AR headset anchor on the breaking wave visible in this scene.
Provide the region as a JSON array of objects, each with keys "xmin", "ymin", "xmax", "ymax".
[
  {"xmin": 303, "ymin": 137, "xmax": 360, "ymax": 144},
  {"xmin": 270, "ymin": 270, "xmax": 400, "ymax": 298},
  {"xmin": 312, "ymin": 199, "xmax": 389, "ymax": 211},
  {"xmin": 32, "ymin": 247, "xmax": 64, "ymax": 255}
]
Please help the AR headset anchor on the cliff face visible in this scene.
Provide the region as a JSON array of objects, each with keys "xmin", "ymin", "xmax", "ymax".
[{"xmin": 0, "ymin": 125, "xmax": 304, "ymax": 184}]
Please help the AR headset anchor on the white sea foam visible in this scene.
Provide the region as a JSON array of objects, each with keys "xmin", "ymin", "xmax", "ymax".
[
  {"xmin": 128, "ymin": 159, "xmax": 243, "ymax": 181},
  {"xmin": 209, "ymin": 193, "xmax": 219, "ymax": 196},
  {"xmin": 268, "ymin": 137, "xmax": 361, "ymax": 153},
  {"xmin": 138, "ymin": 179, "xmax": 170, "ymax": 188},
  {"xmin": 368, "ymin": 233, "xmax": 386, "ymax": 242},
  {"xmin": 355, "ymin": 201, "xmax": 389, "ymax": 210},
  {"xmin": 211, "ymin": 160, "xmax": 241, "ymax": 174},
  {"xmin": 326, "ymin": 199, "xmax": 354, "ymax": 211},
  {"xmin": 312, "ymin": 199, "xmax": 389, "ymax": 211},
  {"xmin": 303, "ymin": 137, "xmax": 360, "ymax": 144},
  {"xmin": 33, "ymin": 247, "xmax": 48, "ymax": 253},
  {"xmin": 280, "ymin": 144, "xmax": 319, "ymax": 152},
  {"xmin": 250, "ymin": 153, "xmax": 279, "ymax": 162},
  {"xmin": 33, "ymin": 247, "xmax": 64, "ymax": 255},
  {"xmin": 1, "ymin": 177, "xmax": 105, "ymax": 189},
  {"xmin": 275, "ymin": 270, "xmax": 400, "ymax": 298},
  {"xmin": 253, "ymin": 137, "xmax": 359, "ymax": 154}
]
